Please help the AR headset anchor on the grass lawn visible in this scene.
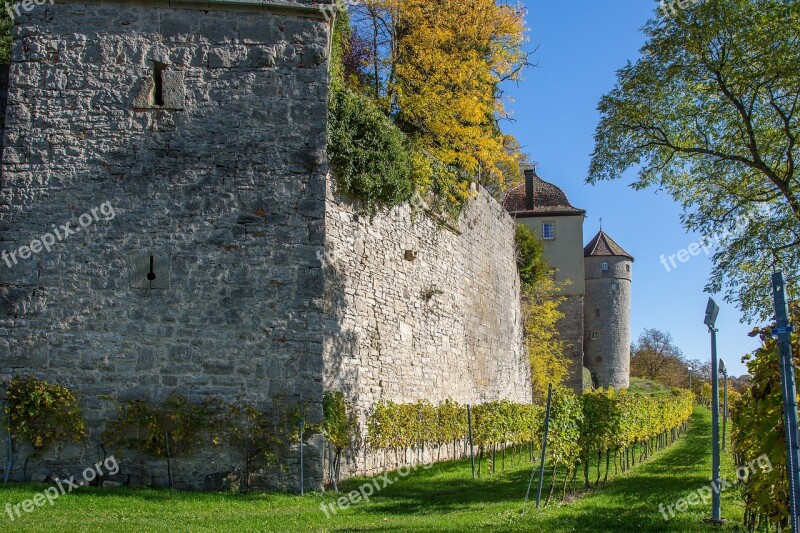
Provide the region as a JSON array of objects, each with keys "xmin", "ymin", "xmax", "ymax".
[{"xmin": 0, "ymin": 407, "xmax": 750, "ymax": 532}]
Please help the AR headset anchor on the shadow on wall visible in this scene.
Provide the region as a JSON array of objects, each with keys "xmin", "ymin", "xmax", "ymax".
[{"xmin": 0, "ymin": 5, "xmax": 330, "ymax": 491}]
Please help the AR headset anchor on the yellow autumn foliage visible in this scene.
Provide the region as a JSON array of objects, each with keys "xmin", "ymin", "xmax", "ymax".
[
  {"xmin": 356, "ymin": 0, "xmax": 528, "ymax": 205},
  {"xmin": 524, "ymin": 276, "xmax": 571, "ymax": 403}
]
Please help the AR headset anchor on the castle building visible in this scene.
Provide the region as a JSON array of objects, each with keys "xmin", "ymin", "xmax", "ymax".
[
  {"xmin": 504, "ymin": 169, "xmax": 633, "ymax": 391},
  {"xmin": 504, "ymin": 169, "xmax": 587, "ymax": 392}
]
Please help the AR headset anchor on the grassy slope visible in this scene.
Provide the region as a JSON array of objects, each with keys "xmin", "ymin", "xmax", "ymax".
[
  {"xmin": 0, "ymin": 407, "xmax": 747, "ymax": 532},
  {"xmin": 628, "ymin": 377, "xmax": 671, "ymax": 396}
]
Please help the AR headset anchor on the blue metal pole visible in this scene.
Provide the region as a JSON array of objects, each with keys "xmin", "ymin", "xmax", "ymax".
[
  {"xmin": 526, "ymin": 384, "xmax": 552, "ymax": 507},
  {"xmin": 773, "ymin": 271, "xmax": 800, "ymax": 533},
  {"xmin": 710, "ymin": 326, "xmax": 722, "ymax": 523}
]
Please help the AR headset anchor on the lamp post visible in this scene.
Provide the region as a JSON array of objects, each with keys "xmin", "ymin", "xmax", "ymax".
[
  {"xmin": 704, "ymin": 297, "xmax": 725, "ymax": 525},
  {"xmin": 720, "ymin": 359, "xmax": 728, "ymax": 452}
]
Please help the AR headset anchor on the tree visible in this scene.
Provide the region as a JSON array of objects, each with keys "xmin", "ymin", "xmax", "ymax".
[
  {"xmin": 524, "ymin": 276, "xmax": 570, "ymax": 403},
  {"xmin": 515, "ymin": 223, "xmax": 548, "ymax": 290},
  {"xmin": 350, "ymin": 0, "xmax": 530, "ymax": 206},
  {"xmin": 630, "ymin": 328, "xmax": 686, "ymax": 387},
  {"xmin": 589, "ymin": 0, "xmax": 800, "ymax": 320}
]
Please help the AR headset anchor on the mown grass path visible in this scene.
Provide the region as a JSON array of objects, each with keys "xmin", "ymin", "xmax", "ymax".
[{"xmin": 0, "ymin": 407, "xmax": 749, "ymax": 532}]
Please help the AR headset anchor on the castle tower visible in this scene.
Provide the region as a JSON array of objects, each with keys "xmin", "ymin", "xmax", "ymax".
[
  {"xmin": 583, "ymin": 231, "xmax": 633, "ymax": 389},
  {"xmin": 504, "ymin": 169, "xmax": 587, "ymax": 393}
]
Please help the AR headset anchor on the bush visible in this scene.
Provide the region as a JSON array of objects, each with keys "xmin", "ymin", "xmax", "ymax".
[
  {"xmin": 103, "ymin": 394, "xmax": 222, "ymax": 458},
  {"xmin": 4, "ymin": 376, "xmax": 86, "ymax": 454},
  {"xmin": 515, "ymin": 224, "xmax": 548, "ymax": 290},
  {"xmin": 328, "ymin": 87, "xmax": 415, "ymax": 211}
]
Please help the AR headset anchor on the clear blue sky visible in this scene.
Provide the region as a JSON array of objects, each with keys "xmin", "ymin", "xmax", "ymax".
[{"xmin": 502, "ymin": 0, "xmax": 761, "ymax": 377}]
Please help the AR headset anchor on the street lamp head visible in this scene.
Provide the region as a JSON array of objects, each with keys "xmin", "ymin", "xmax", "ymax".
[
  {"xmin": 719, "ymin": 358, "xmax": 727, "ymax": 376},
  {"xmin": 705, "ymin": 297, "xmax": 720, "ymax": 328}
]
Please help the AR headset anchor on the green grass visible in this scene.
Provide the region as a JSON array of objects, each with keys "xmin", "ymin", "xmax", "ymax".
[
  {"xmin": 0, "ymin": 407, "xmax": 748, "ymax": 532},
  {"xmin": 628, "ymin": 377, "xmax": 672, "ymax": 396}
]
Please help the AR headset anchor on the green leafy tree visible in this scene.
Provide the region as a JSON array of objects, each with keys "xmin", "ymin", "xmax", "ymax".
[
  {"xmin": 328, "ymin": 12, "xmax": 415, "ymax": 211},
  {"xmin": 589, "ymin": 0, "xmax": 800, "ymax": 319},
  {"xmin": 515, "ymin": 223, "xmax": 548, "ymax": 290}
]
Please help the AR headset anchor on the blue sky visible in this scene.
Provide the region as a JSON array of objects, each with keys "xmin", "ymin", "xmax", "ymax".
[{"xmin": 502, "ymin": 0, "xmax": 761, "ymax": 377}]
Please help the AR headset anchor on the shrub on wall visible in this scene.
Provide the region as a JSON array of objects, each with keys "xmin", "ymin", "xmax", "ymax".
[
  {"xmin": 322, "ymin": 392, "xmax": 354, "ymax": 486},
  {"xmin": 328, "ymin": 87, "xmax": 415, "ymax": 211},
  {"xmin": 515, "ymin": 224, "xmax": 548, "ymax": 290},
  {"xmin": 103, "ymin": 394, "xmax": 222, "ymax": 458},
  {"xmin": 4, "ymin": 376, "xmax": 85, "ymax": 454}
]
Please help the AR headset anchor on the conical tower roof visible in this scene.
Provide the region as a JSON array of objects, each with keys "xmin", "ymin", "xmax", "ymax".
[{"xmin": 584, "ymin": 230, "xmax": 634, "ymax": 261}]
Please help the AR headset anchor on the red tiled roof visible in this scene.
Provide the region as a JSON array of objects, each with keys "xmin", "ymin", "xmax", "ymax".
[
  {"xmin": 503, "ymin": 176, "xmax": 585, "ymax": 216},
  {"xmin": 584, "ymin": 230, "xmax": 634, "ymax": 261}
]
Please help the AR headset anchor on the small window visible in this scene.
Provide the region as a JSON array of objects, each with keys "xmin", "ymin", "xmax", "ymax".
[
  {"xmin": 601, "ymin": 262, "xmax": 609, "ymax": 271},
  {"xmin": 611, "ymin": 282, "xmax": 620, "ymax": 292},
  {"xmin": 542, "ymin": 222, "xmax": 555, "ymax": 241},
  {"xmin": 626, "ymin": 264, "xmax": 631, "ymax": 272},
  {"xmin": 591, "ymin": 331, "xmax": 599, "ymax": 340},
  {"xmin": 153, "ymin": 62, "xmax": 166, "ymax": 107},
  {"xmin": 595, "ymin": 308, "xmax": 600, "ymax": 317}
]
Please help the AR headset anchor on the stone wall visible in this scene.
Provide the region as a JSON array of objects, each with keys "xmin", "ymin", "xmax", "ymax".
[
  {"xmin": 0, "ymin": 0, "xmax": 532, "ymax": 491},
  {"xmin": 323, "ymin": 185, "xmax": 532, "ymax": 477},
  {"xmin": 0, "ymin": 0, "xmax": 331, "ymax": 490}
]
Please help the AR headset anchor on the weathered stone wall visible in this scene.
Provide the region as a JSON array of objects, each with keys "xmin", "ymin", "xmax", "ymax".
[
  {"xmin": 0, "ymin": 0, "xmax": 533, "ymax": 490},
  {"xmin": 0, "ymin": 0, "xmax": 331, "ymax": 490},
  {"xmin": 584, "ymin": 256, "xmax": 632, "ymax": 389},
  {"xmin": 323, "ymin": 185, "xmax": 532, "ymax": 476}
]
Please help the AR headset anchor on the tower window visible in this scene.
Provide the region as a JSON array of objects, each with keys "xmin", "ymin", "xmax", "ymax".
[
  {"xmin": 626, "ymin": 264, "xmax": 631, "ymax": 272},
  {"xmin": 542, "ymin": 222, "xmax": 555, "ymax": 240},
  {"xmin": 591, "ymin": 331, "xmax": 599, "ymax": 340},
  {"xmin": 595, "ymin": 308, "xmax": 600, "ymax": 317},
  {"xmin": 601, "ymin": 261, "xmax": 609, "ymax": 271},
  {"xmin": 611, "ymin": 282, "xmax": 620, "ymax": 292}
]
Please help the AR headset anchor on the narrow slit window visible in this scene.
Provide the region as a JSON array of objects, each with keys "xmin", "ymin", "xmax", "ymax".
[{"xmin": 153, "ymin": 63, "xmax": 166, "ymax": 107}]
